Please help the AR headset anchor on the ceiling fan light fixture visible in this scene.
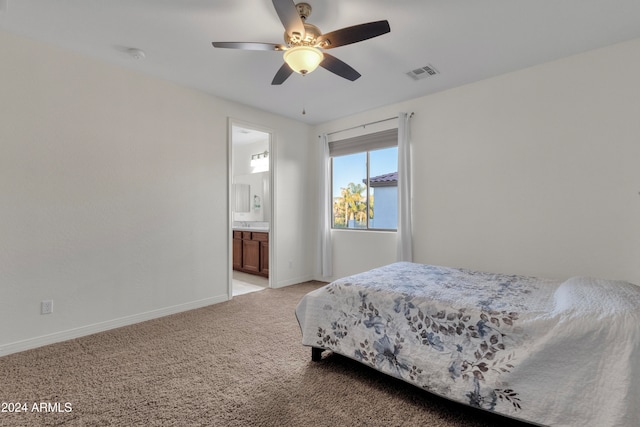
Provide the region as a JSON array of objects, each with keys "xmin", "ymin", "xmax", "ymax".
[
  {"xmin": 283, "ymin": 46, "xmax": 323, "ymax": 75},
  {"xmin": 212, "ymin": 1, "xmax": 390, "ymax": 85}
]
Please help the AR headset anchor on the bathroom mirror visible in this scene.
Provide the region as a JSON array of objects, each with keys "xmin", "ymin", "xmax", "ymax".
[{"xmin": 233, "ymin": 183, "xmax": 250, "ymax": 213}]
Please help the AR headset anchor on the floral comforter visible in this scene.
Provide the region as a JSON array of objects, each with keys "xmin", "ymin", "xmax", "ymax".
[{"xmin": 295, "ymin": 262, "xmax": 640, "ymax": 426}]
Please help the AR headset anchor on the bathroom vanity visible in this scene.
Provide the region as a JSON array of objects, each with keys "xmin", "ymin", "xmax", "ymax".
[{"xmin": 233, "ymin": 230, "xmax": 269, "ymax": 277}]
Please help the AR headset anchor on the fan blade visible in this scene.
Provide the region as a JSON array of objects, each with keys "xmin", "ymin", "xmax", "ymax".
[
  {"xmin": 271, "ymin": 63, "xmax": 294, "ymax": 85},
  {"xmin": 212, "ymin": 42, "xmax": 285, "ymax": 51},
  {"xmin": 272, "ymin": 0, "xmax": 305, "ymax": 39},
  {"xmin": 320, "ymin": 53, "xmax": 361, "ymax": 81},
  {"xmin": 317, "ymin": 20, "xmax": 390, "ymax": 49}
]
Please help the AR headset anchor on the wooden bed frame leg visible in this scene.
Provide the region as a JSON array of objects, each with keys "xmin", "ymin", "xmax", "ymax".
[{"xmin": 311, "ymin": 347, "xmax": 323, "ymax": 362}]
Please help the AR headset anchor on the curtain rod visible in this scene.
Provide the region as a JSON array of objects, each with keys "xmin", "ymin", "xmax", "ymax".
[{"xmin": 321, "ymin": 112, "xmax": 414, "ymax": 137}]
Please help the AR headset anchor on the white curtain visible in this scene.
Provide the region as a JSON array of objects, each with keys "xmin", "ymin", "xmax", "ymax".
[
  {"xmin": 318, "ymin": 134, "xmax": 333, "ymax": 277},
  {"xmin": 396, "ymin": 113, "xmax": 413, "ymax": 262}
]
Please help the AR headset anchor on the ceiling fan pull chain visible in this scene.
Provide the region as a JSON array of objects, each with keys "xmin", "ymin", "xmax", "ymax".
[
  {"xmin": 301, "ymin": 77, "xmax": 306, "ymax": 115},
  {"xmin": 302, "ymin": 89, "xmax": 306, "ymax": 115},
  {"xmin": 302, "ymin": 74, "xmax": 307, "ymax": 116}
]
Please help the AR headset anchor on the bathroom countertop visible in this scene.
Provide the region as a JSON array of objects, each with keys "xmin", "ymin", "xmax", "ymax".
[{"xmin": 232, "ymin": 227, "xmax": 270, "ymax": 232}]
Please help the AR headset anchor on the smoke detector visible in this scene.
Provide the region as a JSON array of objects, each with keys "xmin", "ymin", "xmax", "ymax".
[{"xmin": 127, "ymin": 48, "xmax": 146, "ymax": 60}]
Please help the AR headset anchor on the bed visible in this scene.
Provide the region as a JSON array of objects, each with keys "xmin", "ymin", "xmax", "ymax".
[{"xmin": 295, "ymin": 262, "xmax": 640, "ymax": 427}]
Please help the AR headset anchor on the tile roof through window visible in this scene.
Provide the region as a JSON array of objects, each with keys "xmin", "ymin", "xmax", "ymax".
[{"xmin": 365, "ymin": 172, "xmax": 397, "ymax": 188}]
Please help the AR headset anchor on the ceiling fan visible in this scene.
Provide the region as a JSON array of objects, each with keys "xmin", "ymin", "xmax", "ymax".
[{"xmin": 212, "ymin": 0, "xmax": 390, "ymax": 85}]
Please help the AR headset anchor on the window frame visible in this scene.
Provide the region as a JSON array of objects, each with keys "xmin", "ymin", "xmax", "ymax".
[{"xmin": 329, "ymin": 130, "xmax": 398, "ymax": 232}]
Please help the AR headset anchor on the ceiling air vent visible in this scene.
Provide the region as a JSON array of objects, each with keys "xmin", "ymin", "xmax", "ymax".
[{"xmin": 407, "ymin": 64, "xmax": 439, "ymax": 81}]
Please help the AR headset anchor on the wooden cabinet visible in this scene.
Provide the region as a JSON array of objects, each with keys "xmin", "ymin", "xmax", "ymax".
[
  {"xmin": 232, "ymin": 231, "xmax": 243, "ymax": 270},
  {"xmin": 233, "ymin": 231, "xmax": 269, "ymax": 277},
  {"xmin": 242, "ymin": 239, "xmax": 260, "ymax": 273},
  {"xmin": 253, "ymin": 232, "xmax": 269, "ymax": 276},
  {"xmin": 259, "ymin": 240, "xmax": 269, "ymax": 276}
]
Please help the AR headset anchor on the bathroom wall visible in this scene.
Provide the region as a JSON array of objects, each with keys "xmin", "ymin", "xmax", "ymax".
[
  {"xmin": 232, "ymin": 138, "xmax": 270, "ymax": 226},
  {"xmin": 233, "ymin": 172, "xmax": 269, "ymax": 224}
]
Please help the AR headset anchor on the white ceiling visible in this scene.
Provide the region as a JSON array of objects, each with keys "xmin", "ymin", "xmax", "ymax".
[
  {"xmin": 1, "ymin": 0, "xmax": 640, "ymax": 125},
  {"xmin": 232, "ymin": 125, "xmax": 269, "ymax": 146}
]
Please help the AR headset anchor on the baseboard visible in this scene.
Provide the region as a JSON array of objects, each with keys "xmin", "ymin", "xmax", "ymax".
[
  {"xmin": 312, "ymin": 274, "xmax": 335, "ymax": 283},
  {"xmin": 0, "ymin": 294, "xmax": 229, "ymax": 357},
  {"xmin": 272, "ymin": 274, "xmax": 316, "ymax": 288}
]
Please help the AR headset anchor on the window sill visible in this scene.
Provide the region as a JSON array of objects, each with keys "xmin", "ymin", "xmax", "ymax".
[{"xmin": 331, "ymin": 228, "xmax": 397, "ymax": 234}]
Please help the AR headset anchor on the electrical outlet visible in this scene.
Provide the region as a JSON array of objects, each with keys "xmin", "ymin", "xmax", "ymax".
[{"xmin": 41, "ymin": 300, "xmax": 53, "ymax": 315}]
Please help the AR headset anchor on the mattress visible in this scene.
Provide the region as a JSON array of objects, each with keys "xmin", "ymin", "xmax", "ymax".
[{"xmin": 296, "ymin": 262, "xmax": 640, "ymax": 426}]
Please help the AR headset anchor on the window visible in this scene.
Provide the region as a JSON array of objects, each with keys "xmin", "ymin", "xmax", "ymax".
[{"xmin": 330, "ymin": 129, "xmax": 398, "ymax": 230}]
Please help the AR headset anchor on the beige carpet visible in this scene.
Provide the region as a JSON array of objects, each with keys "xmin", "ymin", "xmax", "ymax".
[{"xmin": 0, "ymin": 282, "xmax": 533, "ymax": 427}]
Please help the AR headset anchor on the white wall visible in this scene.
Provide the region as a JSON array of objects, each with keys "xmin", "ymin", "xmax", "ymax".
[
  {"xmin": 232, "ymin": 140, "xmax": 270, "ymax": 223},
  {"xmin": 0, "ymin": 30, "xmax": 314, "ymax": 355},
  {"xmin": 233, "ymin": 139, "xmax": 269, "ymax": 176},
  {"xmin": 314, "ymin": 38, "xmax": 640, "ymax": 285}
]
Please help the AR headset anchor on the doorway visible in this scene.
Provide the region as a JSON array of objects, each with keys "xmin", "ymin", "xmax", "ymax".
[{"xmin": 228, "ymin": 120, "xmax": 273, "ymax": 297}]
